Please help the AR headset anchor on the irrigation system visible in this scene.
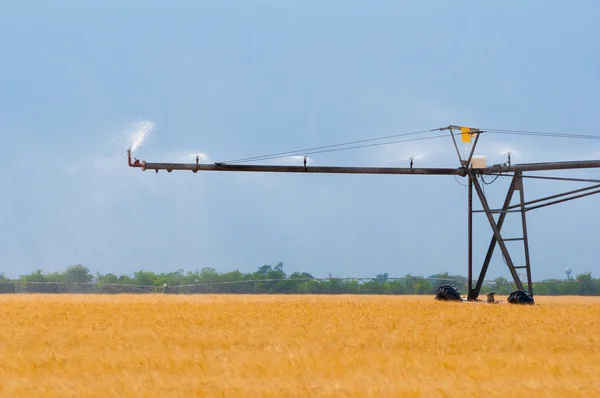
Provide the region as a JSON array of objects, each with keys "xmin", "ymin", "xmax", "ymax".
[{"xmin": 128, "ymin": 125, "xmax": 600, "ymax": 304}]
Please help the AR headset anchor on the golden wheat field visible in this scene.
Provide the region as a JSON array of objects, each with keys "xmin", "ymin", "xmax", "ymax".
[{"xmin": 0, "ymin": 295, "xmax": 599, "ymax": 397}]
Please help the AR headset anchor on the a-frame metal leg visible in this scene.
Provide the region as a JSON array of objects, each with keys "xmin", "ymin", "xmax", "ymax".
[
  {"xmin": 471, "ymin": 176, "xmax": 525, "ymax": 296},
  {"xmin": 469, "ymin": 174, "xmax": 520, "ymax": 299},
  {"xmin": 468, "ymin": 173, "xmax": 538, "ymax": 299}
]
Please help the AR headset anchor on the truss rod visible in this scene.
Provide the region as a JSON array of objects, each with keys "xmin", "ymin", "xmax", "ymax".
[
  {"xmin": 484, "ymin": 159, "xmax": 600, "ymax": 173},
  {"xmin": 504, "ymin": 184, "xmax": 600, "ymax": 211},
  {"xmin": 526, "ymin": 188, "xmax": 600, "ymax": 211},
  {"xmin": 472, "ymin": 209, "xmax": 523, "ymax": 214},
  {"xmin": 484, "ymin": 173, "xmax": 600, "ymax": 184},
  {"xmin": 472, "ymin": 185, "xmax": 600, "ymax": 214},
  {"xmin": 502, "ymin": 175, "xmax": 600, "ymax": 184}
]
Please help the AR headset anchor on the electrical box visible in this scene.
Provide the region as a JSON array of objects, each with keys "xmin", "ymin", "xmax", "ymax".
[{"xmin": 471, "ymin": 156, "xmax": 487, "ymax": 169}]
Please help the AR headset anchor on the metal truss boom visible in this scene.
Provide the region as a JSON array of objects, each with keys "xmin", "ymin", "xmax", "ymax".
[
  {"xmin": 127, "ymin": 126, "xmax": 600, "ymax": 300},
  {"xmin": 128, "ymin": 157, "xmax": 600, "ymax": 177},
  {"xmin": 131, "ymin": 161, "xmax": 460, "ymax": 176}
]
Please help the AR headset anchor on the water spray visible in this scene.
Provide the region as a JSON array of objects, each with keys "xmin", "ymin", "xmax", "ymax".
[{"xmin": 128, "ymin": 120, "xmax": 155, "ymax": 153}]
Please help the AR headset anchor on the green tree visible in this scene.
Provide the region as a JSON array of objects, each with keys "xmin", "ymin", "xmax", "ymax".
[
  {"xmin": 64, "ymin": 264, "xmax": 93, "ymax": 283},
  {"xmin": 97, "ymin": 273, "xmax": 120, "ymax": 284},
  {"xmin": 289, "ymin": 272, "xmax": 314, "ymax": 279},
  {"xmin": 429, "ymin": 272, "xmax": 451, "ymax": 287},
  {"xmin": 576, "ymin": 273, "xmax": 599, "ymax": 295},
  {"xmin": 492, "ymin": 276, "xmax": 511, "ymax": 294},
  {"xmin": 19, "ymin": 270, "xmax": 48, "ymax": 283},
  {"xmin": 256, "ymin": 265, "xmax": 272, "ymax": 278},
  {"xmin": 375, "ymin": 273, "xmax": 389, "ymax": 284},
  {"xmin": 132, "ymin": 270, "xmax": 158, "ymax": 286},
  {"xmin": 199, "ymin": 267, "xmax": 219, "ymax": 282},
  {"xmin": 387, "ymin": 280, "xmax": 406, "ymax": 294},
  {"xmin": 46, "ymin": 272, "xmax": 65, "ymax": 283},
  {"xmin": 363, "ymin": 279, "xmax": 385, "ymax": 293},
  {"xmin": 220, "ymin": 269, "xmax": 244, "ymax": 282},
  {"xmin": 118, "ymin": 274, "xmax": 134, "ymax": 284},
  {"xmin": 268, "ymin": 262, "xmax": 286, "ymax": 279}
]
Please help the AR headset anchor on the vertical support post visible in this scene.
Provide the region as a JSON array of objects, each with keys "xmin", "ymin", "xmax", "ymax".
[
  {"xmin": 468, "ymin": 173, "xmax": 474, "ymax": 300},
  {"xmin": 517, "ymin": 172, "xmax": 533, "ymax": 295}
]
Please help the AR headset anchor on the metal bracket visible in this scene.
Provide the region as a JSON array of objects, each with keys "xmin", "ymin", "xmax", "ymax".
[{"xmin": 444, "ymin": 125, "xmax": 483, "ymax": 169}]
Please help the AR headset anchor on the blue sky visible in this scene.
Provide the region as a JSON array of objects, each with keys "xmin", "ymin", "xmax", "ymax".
[{"xmin": 2, "ymin": 1, "xmax": 599, "ymax": 281}]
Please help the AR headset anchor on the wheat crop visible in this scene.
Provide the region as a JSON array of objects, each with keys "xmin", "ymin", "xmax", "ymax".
[{"xmin": 0, "ymin": 294, "xmax": 598, "ymax": 397}]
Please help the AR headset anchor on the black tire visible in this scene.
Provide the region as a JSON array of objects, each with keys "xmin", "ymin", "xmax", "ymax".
[
  {"xmin": 435, "ymin": 284, "xmax": 462, "ymax": 301},
  {"xmin": 507, "ymin": 290, "xmax": 535, "ymax": 305}
]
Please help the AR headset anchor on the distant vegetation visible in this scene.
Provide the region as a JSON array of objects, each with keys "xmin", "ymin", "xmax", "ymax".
[{"xmin": 1, "ymin": 263, "xmax": 599, "ymax": 295}]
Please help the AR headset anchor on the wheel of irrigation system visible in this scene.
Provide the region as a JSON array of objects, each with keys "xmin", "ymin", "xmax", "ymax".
[
  {"xmin": 435, "ymin": 284, "xmax": 462, "ymax": 301},
  {"xmin": 507, "ymin": 290, "xmax": 535, "ymax": 305}
]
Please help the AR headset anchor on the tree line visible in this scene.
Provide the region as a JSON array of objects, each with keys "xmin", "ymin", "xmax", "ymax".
[{"xmin": 1, "ymin": 263, "xmax": 599, "ymax": 296}]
